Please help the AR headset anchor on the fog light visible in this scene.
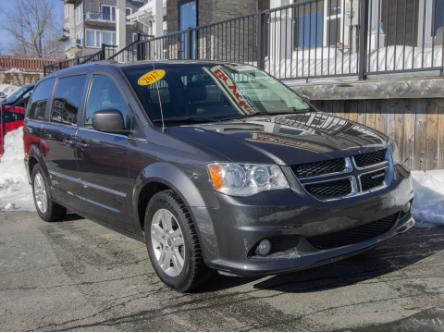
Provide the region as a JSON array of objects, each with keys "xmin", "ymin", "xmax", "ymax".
[
  {"xmin": 256, "ymin": 239, "xmax": 272, "ymax": 256},
  {"xmin": 403, "ymin": 202, "xmax": 411, "ymax": 213}
]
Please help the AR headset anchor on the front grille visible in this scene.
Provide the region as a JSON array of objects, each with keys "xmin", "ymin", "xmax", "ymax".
[
  {"xmin": 308, "ymin": 213, "xmax": 398, "ymax": 249},
  {"xmin": 305, "ymin": 178, "xmax": 352, "ymax": 200},
  {"xmin": 354, "ymin": 149, "xmax": 387, "ymax": 168},
  {"xmin": 360, "ymin": 169, "xmax": 386, "ymax": 191},
  {"xmin": 292, "ymin": 158, "xmax": 345, "ymax": 178}
]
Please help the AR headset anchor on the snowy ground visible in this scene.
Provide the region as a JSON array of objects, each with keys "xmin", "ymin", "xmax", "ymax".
[
  {"xmin": 0, "ymin": 128, "xmax": 443, "ymax": 226},
  {"xmin": 0, "ymin": 128, "xmax": 34, "ymax": 211}
]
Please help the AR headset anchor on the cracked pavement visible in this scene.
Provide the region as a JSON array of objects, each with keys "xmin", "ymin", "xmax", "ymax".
[{"xmin": 0, "ymin": 211, "xmax": 443, "ymax": 331}]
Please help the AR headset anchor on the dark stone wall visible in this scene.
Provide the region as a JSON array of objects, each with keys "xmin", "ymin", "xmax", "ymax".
[{"xmin": 166, "ymin": 0, "xmax": 258, "ymax": 33}]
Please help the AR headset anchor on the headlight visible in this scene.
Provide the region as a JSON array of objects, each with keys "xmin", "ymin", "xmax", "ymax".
[
  {"xmin": 389, "ymin": 140, "xmax": 401, "ymax": 165},
  {"xmin": 208, "ymin": 163, "xmax": 289, "ymax": 196}
]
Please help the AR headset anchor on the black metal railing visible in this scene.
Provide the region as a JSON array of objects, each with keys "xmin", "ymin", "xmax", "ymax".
[
  {"xmin": 43, "ymin": 44, "xmax": 116, "ymax": 75},
  {"xmin": 45, "ymin": 0, "xmax": 444, "ymax": 80}
]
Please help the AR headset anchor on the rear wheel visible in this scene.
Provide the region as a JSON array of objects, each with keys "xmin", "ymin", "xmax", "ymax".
[
  {"xmin": 144, "ymin": 190, "xmax": 212, "ymax": 292},
  {"xmin": 32, "ymin": 164, "xmax": 66, "ymax": 222}
]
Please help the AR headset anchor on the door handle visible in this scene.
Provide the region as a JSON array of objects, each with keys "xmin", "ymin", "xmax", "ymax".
[{"xmin": 77, "ymin": 142, "xmax": 89, "ymax": 149}]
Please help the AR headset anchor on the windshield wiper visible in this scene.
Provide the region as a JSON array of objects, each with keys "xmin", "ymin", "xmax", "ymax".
[
  {"xmin": 152, "ymin": 116, "xmax": 242, "ymax": 125},
  {"xmin": 243, "ymin": 108, "xmax": 314, "ymax": 117}
]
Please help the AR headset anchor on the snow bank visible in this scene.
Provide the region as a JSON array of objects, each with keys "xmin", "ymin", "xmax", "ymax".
[
  {"xmin": 411, "ymin": 170, "xmax": 444, "ymax": 227},
  {"xmin": 0, "ymin": 128, "xmax": 34, "ymax": 211}
]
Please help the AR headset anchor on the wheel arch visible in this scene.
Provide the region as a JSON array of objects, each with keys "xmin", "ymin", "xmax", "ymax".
[
  {"xmin": 26, "ymin": 144, "xmax": 49, "ymax": 182},
  {"xmin": 132, "ymin": 162, "xmax": 207, "ymax": 232}
]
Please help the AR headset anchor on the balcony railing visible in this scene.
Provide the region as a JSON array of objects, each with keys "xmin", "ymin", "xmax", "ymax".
[
  {"xmin": 85, "ymin": 11, "xmax": 134, "ymax": 24},
  {"xmin": 85, "ymin": 11, "xmax": 116, "ymax": 23}
]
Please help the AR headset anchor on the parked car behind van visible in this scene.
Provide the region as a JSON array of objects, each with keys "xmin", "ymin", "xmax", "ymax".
[
  {"xmin": 24, "ymin": 61, "xmax": 414, "ymax": 291},
  {"xmin": 0, "ymin": 84, "xmax": 33, "ymax": 155}
]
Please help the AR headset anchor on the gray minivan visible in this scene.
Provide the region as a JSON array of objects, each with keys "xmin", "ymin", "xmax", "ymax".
[{"xmin": 24, "ymin": 61, "xmax": 415, "ymax": 291}]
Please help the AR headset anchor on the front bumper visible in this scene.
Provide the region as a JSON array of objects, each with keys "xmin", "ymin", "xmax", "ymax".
[{"xmin": 191, "ymin": 165, "xmax": 414, "ymax": 277}]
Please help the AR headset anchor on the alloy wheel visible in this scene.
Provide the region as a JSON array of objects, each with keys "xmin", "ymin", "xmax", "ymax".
[
  {"xmin": 33, "ymin": 172, "xmax": 48, "ymax": 214},
  {"xmin": 150, "ymin": 208, "xmax": 186, "ymax": 277}
]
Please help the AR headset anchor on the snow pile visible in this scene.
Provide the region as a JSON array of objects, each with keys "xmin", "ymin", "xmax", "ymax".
[
  {"xmin": 0, "ymin": 84, "xmax": 19, "ymax": 97},
  {"xmin": 411, "ymin": 170, "xmax": 444, "ymax": 226},
  {"xmin": 0, "ymin": 127, "xmax": 34, "ymax": 211}
]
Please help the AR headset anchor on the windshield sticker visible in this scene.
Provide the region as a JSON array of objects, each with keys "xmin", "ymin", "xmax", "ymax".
[
  {"xmin": 209, "ymin": 65, "xmax": 256, "ymax": 115},
  {"xmin": 137, "ymin": 69, "xmax": 166, "ymax": 86}
]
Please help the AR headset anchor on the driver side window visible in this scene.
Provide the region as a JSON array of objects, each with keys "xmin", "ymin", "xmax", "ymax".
[{"xmin": 85, "ymin": 75, "xmax": 130, "ymax": 128}]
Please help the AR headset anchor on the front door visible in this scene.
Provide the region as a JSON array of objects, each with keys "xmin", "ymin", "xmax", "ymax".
[
  {"xmin": 75, "ymin": 74, "xmax": 135, "ymax": 233},
  {"xmin": 179, "ymin": 0, "xmax": 197, "ymax": 59},
  {"xmin": 43, "ymin": 75, "xmax": 87, "ymax": 206}
]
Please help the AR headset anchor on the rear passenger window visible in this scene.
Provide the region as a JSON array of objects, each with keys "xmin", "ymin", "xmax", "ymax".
[
  {"xmin": 27, "ymin": 79, "xmax": 54, "ymax": 120},
  {"xmin": 51, "ymin": 75, "xmax": 87, "ymax": 126},
  {"xmin": 84, "ymin": 75, "xmax": 130, "ymax": 128}
]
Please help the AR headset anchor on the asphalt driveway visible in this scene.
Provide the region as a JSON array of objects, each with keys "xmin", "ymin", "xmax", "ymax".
[{"xmin": 1, "ymin": 211, "xmax": 443, "ymax": 331}]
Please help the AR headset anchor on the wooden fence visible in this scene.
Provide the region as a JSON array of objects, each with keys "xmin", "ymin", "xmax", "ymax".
[
  {"xmin": 314, "ymin": 99, "xmax": 444, "ymax": 171},
  {"xmin": 0, "ymin": 56, "xmax": 60, "ymax": 73}
]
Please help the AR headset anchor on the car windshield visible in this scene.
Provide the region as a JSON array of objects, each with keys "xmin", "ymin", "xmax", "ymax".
[
  {"xmin": 124, "ymin": 63, "xmax": 311, "ymax": 124},
  {"xmin": 4, "ymin": 85, "xmax": 32, "ymax": 104}
]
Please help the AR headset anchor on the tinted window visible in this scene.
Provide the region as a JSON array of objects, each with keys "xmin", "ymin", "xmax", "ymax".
[
  {"xmin": 51, "ymin": 75, "xmax": 87, "ymax": 125},
  {"xmin": 85, "ymin": 75, "xmax": 130, "ymax": 128},
  {"xmin": 27, "ymin": 80, "xmax": 54, "ymax": 120}
]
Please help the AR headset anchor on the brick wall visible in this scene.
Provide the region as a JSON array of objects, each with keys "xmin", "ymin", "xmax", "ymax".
[{"xmin": 166, "ymin": 0, "xmax": 258, "ymax": 61}]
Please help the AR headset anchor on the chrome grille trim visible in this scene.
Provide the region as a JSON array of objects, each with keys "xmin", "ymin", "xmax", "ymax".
[
  {"xmin": 292, "ymin": 149, "xmax": 393, "ymax": 201},
  {"xmin": 297, "ymin": 157, "xmax": 353, "ymax": 182}
]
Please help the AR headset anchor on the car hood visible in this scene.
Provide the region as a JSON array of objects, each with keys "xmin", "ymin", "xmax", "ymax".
[{"xmin": 165, "ymin": 112, "xmax": 390, "ymax": 165}]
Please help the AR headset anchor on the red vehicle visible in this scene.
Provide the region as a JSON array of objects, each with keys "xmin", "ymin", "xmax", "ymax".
[{"xmin": 0, "ymin": 84, "xmax": 33, "ymax": 156}]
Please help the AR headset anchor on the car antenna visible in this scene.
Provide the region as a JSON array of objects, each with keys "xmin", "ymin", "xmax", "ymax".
[{"xmin": 152, "ymin": 62, "xmax": 166, "ymax": 133}]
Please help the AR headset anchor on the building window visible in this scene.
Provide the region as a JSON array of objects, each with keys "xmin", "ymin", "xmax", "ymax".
[
  {"xmin": 101, "ymin": 5, "xmax": 116, "ymax": 21},
  {"xmin": 433, "ymin": 0, "xmax": 444, "ymax": 36},
  {"xmin": 179, "ymin": 0, "xmax": 197, "ymax": 59},
  {"xmin": 75, "ymin": 3, "xmax": 83, "ymax": 25},
  {"xmin": 86, "ymin": 29, "xmax": 116, "ymax": 48},
  {"xmin": 294, "ymin": 0, "xmax": 344, "ymax": 49},
  {"xmin": 76, "ymin": 30, "xmax": 83, "ymax": 46},
  {"xmin": 295, "ymin": 0, "xmax": 324, "ymax": 49},
  {"xmin": 132, "ymin": 32, "xmax": 139, "ymax": 42},
  {"xmin": 325, "ymin": 0, "xmax": 342, "ymax": 47},
  {"xmin": 179, "ymin": 0, "xmax": 197, "ymax": 30},
  {"xmin": 126, "ymin": 7, "xmax": 132, "ymax": 16}
]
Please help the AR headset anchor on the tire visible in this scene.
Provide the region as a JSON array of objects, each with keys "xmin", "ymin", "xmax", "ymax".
[
  {"xmin": 31, "ymin": 164, "xmax": 67, "ymax": 222},
  {"xmin": 144, "ymin": 190, "xmax": 212, "ymax": 292}
]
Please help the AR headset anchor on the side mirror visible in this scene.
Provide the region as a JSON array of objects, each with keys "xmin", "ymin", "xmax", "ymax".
[{"xmin": 92, "ymin": 109, "xmax": 130, "ymax": 134}]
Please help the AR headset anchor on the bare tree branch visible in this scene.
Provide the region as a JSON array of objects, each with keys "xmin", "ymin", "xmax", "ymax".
[{"xmin": 1, "ymin": 0, "xmax": 63, "ymax": 57}]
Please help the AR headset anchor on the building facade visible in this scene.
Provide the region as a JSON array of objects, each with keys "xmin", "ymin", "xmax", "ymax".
[{"xmin": 63, "ymin": 0, "xmax": 148, "ymax": 58}]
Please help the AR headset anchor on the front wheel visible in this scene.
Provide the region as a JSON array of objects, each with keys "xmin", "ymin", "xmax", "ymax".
[
  {"xmin": 31, "ymin": 164, "xmax": 66, "ymax": 222},
  {"xmin": 144, "ymin": 190, "xmax": 212, "ymax": 292}
]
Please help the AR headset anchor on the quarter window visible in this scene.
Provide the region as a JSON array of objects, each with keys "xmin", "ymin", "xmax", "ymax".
[
  {"xmin": 27, "ymin": 79, "xmax": 55, "ymax": 120},
  {"xmin": 51, "ymin": 76, "xmax": 87, "ymax": 126},
  {"xmin": 84, "ymin": 75, "xmax": 130, "ymax": 128}
]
